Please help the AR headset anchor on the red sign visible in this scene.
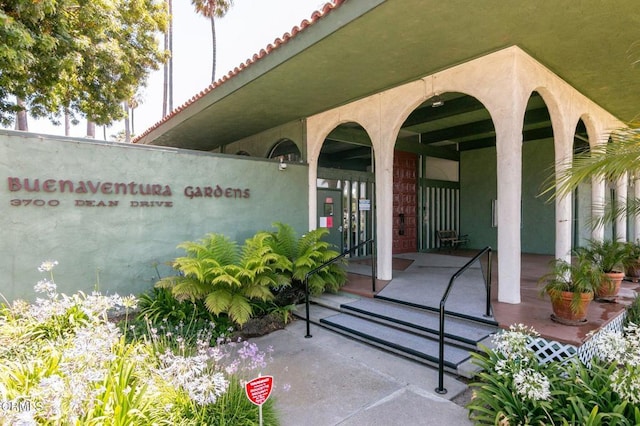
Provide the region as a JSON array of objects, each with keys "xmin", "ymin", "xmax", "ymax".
[{"xmin": 245, "ymin": 376, "xmax": 274, "ymax": 406}]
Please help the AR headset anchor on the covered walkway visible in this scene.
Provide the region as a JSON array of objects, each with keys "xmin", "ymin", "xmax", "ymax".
[{"xmin": 344, "ymin": 252, "xmax": 637, "ymax": 346}]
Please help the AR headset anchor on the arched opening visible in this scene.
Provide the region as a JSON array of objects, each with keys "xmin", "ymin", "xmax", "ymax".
[
  {"xmin": 605, "ymin": 136, "xmax": 618, "ymax": 241},
  {"xmin": 397, "ymin": 92, "xmax": 496, "ymax": 252},
  {"xmin": 521, "ymin": 91, "xmax": 555, "ymax": 254},
  {"xmin": 267, "ymin": 139, "xmax": 301, "ymax": 162},
  {"xmin": 572, "ymin": 119, "xmax": 591, "ymax": 248},
  {"xmin": 317, "ymin": 122, "xmax": 374, "ymax": 254}
]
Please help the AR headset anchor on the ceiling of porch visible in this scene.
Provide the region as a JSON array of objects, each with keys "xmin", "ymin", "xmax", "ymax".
[
  {"xmin": 319, "ymin": 92, "xmax": 588, "ymax": 168},
  {"xmin": 137, "ymin": 0, "xmax": 640, "ymax": 153}
]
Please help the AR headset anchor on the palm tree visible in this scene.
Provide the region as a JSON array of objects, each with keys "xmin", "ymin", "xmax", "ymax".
[
  {"xmin": 15, "ymin": 97, "xmax": 28, "ymax": 131},
  {"xmin": 191, "ymin": 0, "xmax": 234, "ymax": 82},
  {"xmin": 551, "ymin": 125, "xmax": 640, "ymax": 225},
  {"xmin": 124, "ymin": 102, "xmax": 131, "ymax": 143},
  {"xmin": 162, "ymin": 0, "xmax": 173, "ymax": 117}
]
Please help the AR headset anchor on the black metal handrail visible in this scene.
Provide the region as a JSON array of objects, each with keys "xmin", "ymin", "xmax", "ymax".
[
  {"xmin": 304, "ymin": 238, "xmax": 376, "ymax": 338},
  {"xmin": 435, "ymin": 246, "xmax": 492, "ymax": 394}
]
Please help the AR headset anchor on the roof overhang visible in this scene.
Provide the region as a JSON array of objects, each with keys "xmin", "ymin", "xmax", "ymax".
[{"xmin": 136, "ymin": 0, "xmax": 640, "ymax": 150}]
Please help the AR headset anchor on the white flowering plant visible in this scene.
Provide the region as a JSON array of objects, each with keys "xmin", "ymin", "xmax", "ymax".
[
  {"xmin": 468, "ymin": 323, "xmax": 640, "ymax": 425},
  {"xmin": 468, "ymin": 324, "xmax": 560, "ymax": 425},
  {"xmin": 0, "ymin": 261, "xmax": 282, "ymax": 425}
]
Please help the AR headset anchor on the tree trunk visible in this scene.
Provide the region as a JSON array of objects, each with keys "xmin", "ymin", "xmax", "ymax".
[
  {"xmin": 16, "ymin": 97, "xmax": 28, "ymax": 131},
  {"xmin": 210, "ymin": 15, "xmax": 217, "ymax": 82},
  {"xmin": 162, "ymin": 0, "xmax": 169, "ymax": 117},
  {"xmin": 124, "ymin": 102, "xmax": 131, "ymax": 143},
  {"xmin": 168, "ymin": 0, "xmax": 173, "ymax": 112},
  {"xmin": 162, "ymin": 0, "xmax": 173, "ymax": 117},
  {"xmin": 131, "ymin": 104, "xmax": 135, "ymax": 135},
  {"xmin": 64, "ymin": 110, "xmax": 71, "ymax": 136},
  {"xmin": 86, "ymin": 121, "xmax": 95, "ymax": 138}
]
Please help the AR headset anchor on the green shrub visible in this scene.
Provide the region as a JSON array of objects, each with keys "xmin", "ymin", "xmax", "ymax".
[
  {"xmin": 266, "ymin": 222, "xmax": 347, "ymax": 302},
  {"xmin": 138, "ymin": 287, "xmax": 205, "ymax": 324},
  {"xmin": 1, "ymin": 261, "xmax": 282, "ymax": 425},
  {"xmin": 624, "ymin": 295, "xmax": 640, "ymax": 327},
  {"xmin": 156, "ymin": 223, "xmax": 347, "ymax": 325},
  {"xmin": 189, "ymin": 377, "xmax": 279, "ymax": 426},
  {"xmin": 156, "ymin": 232, "xmax": 292, "ymax": 326},
  {"xmin": 129, "ymin": 287, "xmax": 233, "ymax": 345},
  {"xmin": 468, "ymin": 323, "xmax": 640, "ymax": 425}
]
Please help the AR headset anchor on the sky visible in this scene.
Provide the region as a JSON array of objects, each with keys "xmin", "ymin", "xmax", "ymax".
[{"xmin": 20, "ymin": 0, "xmax": 328, "ymax": 139}]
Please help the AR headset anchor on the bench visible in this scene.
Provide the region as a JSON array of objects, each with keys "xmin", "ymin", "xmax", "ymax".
[{"xmin": 436, "ymin": 230, "xmax": 469, "ymax": 250}]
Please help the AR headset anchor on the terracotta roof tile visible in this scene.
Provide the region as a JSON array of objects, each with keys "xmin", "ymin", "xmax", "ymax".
[{"xmin": 134, "ymin": 0, "xmax": 345, "ymax": 144}]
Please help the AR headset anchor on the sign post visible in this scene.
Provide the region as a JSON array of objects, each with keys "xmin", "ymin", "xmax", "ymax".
[{"xmin": 245, "ymin": 375, "xmax": 274, "ymax": 426}]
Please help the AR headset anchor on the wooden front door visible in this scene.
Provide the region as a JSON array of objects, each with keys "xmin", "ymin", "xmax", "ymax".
[{"xmin": 393, "ymin": 150, "xmax": 418, "ymax": 254}]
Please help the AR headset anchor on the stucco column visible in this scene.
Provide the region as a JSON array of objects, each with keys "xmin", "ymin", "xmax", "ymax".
[
  {"xmin": 591, "ymin": 177, "xmax": 605, "ymax": 241},
  {"xmin": 374, "ymin": 139, "xmax": 394, "ymax": 281},
  {"xmin": 308, "ymin": 162, "xmax": 318, "ymax": 231},
  {"xmin": 616, "ymin": 176, "xmax": 627, "ymax": 241},
  {"xmin": 495, "ymin": 121, "xmax": 523, "ymax": 304},
  {"xmin": 554, "ymin": 128, "xmax": 574, "ymax": 262},
  {"xmin": 635, "ymin": 178, "xmax": 640, "ymax": 242}
]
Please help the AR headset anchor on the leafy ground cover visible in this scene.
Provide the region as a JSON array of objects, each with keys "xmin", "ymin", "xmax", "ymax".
[
  {"xmin": 468, "ymin": 319, "xmax": 640, "ymax": 425},
  {"xmin": 0, "ymin": 261, "xmax": 282, "ymax": 425}
]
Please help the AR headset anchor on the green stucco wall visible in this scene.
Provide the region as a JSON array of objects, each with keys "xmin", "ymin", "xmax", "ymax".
[
  {"xmin": 460, "ymin": 147, "xmax": 497, "ymax": 250},
  {"xmin": 521, "ymin": 139, "xmax": 555, "ymax": 254},
  {"xmin": 0, "ymin": 130, "xmax": 308, "ymax": 302},
  {"xmin": 460, "ymin": 139, "xmax": 555, "ymax": 255},
  {"xmin": 225, "ymin": 120, "xmax": 306, "ymax": 159}
]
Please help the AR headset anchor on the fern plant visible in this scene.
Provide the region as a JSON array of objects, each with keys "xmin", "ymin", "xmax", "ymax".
[
  {"xmin": 266, "ymin": 222, "xmax": 347, "ymax": 299},
  {"xmin": 156, "ymin": 233, "xmax": 291, "ymax": 326}
]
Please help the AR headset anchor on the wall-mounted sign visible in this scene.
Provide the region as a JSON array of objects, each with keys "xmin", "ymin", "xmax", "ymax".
[
  {"xmin": 359, "ymin": 199, "xmax": 371, "ymax": 211},
  {"xmin": 6, "ymin": 176, "xmax": 250, "ymax": 209}
]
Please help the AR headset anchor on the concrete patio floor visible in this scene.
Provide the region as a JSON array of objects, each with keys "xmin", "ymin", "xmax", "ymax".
[{"xmin": 252, "ymin": 320, "xmax": 472, "ymax": 426}]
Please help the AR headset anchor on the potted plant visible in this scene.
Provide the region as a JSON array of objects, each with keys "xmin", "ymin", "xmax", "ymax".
[
  {"xmin": 623, "ymin": 240, "xmax": 640, "ymax": 283},
  {"xmin": 575, "ymin": 239, "xmax": 627, "ymax": 299},
  {"xmin": 538, "ymin": 253, "xmax": 603, "ymax": 324}
]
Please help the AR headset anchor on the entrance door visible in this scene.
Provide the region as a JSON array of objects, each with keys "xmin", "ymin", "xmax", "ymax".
[
  {"xmin": 393, "ymin": 150, "xmax": 418, "ymax": 253},
  {"xmin": 317, "ymin": 188, "xmax": 343, "ymax": 252}
]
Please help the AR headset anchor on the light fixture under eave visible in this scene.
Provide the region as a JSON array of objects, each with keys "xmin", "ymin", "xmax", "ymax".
[{"xmin": 431, "ymin": 95, "xmax": 444, "ymax": 108}]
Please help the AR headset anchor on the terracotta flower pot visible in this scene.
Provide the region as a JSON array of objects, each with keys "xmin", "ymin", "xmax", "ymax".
[
  {"xmin": 625, "ymin": 260, "xmax": 640, "ymax": 283},
  {"xmin": 549, "ymin": 290, "xmax": 593, "ymax": 323},
  {"xmin": 596, "ymin": 271, "xmax": 624, "ymax": 299}
]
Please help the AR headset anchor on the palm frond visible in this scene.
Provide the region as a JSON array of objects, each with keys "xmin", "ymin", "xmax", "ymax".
[
  {"xmin": 210, "ymin": 270, "xmax": 242, "ymax": 288},
  {"xmin": 178, "ymin": 233, "xmax": 239, "ymax": 266},
  {"xmin": 549, "ymin": 125, "xmax": 640, "ymax": 199},
  {"xmin": 171, "ymin": 277, "xmax": 212, "ymax": 301},
  {"xmin": 297, "ymin": 229, "xmax": 328, "ymax": 256},
  {"xmin": 227, "ymin": 293, "xmax": 253, "ymax": 326},
  {"xmin": 267, "ymin": 222, "xmax": 298, "ymax": 260},
  {"xmin": 242, "ymin": 280, "xmax": 275, "ymax": 301},
  {"xmin": 155, "ymin": 275, "xmax": 180, "ymax": 289},
  {"xmin": 204, "ymin": 289, "xmax": 232, "ymax": 316}
]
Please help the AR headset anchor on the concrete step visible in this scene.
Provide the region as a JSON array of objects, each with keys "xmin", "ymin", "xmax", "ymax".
[
  {"xmin": 296, "ymin": 294, "xmax": 498, "ymax": 377},
  {"xmin": 374, "ymin": 293, "xmax": 498, "ymax": 327},
  {"xmin": 339, "ymin": 298, "xmax": 497, "ymax": 349},
  {"xmin": 320, "ymin": 312, "xmax": 470, "ymax": 373}
]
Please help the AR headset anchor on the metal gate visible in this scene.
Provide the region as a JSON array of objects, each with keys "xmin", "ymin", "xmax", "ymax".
[{"xmin": 420, "ymin": 181, "xmax": 460, "ymax": 250}]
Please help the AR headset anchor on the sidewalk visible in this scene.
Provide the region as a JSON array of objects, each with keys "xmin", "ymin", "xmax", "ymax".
[{"xmin": 252, "ymin": 320, "xmax": 473, "ymax": 426}]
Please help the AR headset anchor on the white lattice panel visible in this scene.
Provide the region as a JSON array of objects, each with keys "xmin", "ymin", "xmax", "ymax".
[
  {"xmin": 528, "ymin": 312, "xmax": 626, "ymax": 365},
  {"xmin": 577, "ymin": 312, "xmax": 626, "ymax": 364},
  {"xmin": 528, "ymin": 337, "xmax": 577, "ymax": 364}
]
